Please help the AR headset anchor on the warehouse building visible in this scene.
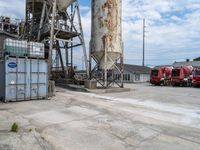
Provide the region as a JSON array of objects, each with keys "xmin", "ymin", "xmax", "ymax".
[
  {"xmin": 114, "ymin": 64, "xmax": 151, "ymax": 83},
  {"xmin": 173, "ymin": 61, "xmax": 200, "ymax": 68}
]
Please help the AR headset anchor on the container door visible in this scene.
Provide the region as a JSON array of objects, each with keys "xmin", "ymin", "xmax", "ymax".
[
  {"xmin": 30, "ymin": 59, "xmax": 48, "ymax": 99},
  {"xmin": 5, "ymin": 58, "xmax": 28, "ymax": 101}
]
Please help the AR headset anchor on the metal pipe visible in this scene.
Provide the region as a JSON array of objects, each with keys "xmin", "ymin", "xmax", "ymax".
[
  {"xmin": 77, "ymin": 3, "xmax": 89, "ymax": 78},
  {"xmin": 104, "ymin": 36, "xmax": 108, "ymax": 87},
  {"xmin": 37, "ymin": 0, "xmax": 46, "ymax": 41},
  {"xmin": 120, "ymin": 42, "xmax": 124, "ymax": 88}
]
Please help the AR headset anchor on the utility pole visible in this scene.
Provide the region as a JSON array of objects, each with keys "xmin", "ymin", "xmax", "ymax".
[{"xmin": 142, "ymin": 18, "xmax": 146, "ymax": 66}]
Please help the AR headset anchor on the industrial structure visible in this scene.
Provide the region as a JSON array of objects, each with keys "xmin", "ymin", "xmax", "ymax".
[
  {"xmin": 89, "ymin": 0, "xmax": 124, "ymax": 88},
  {"xmin": 0, "ymin": 17, "xmax": 19, "ymax": 58},
  {"xmin": 0, "ymin": 0, "xmax": 125, "ymax": 103},
  {"xmin": 0, "ymin": 19, "xmax": 48, "ymax": 102},
  {"xmin": 23, "ymin": 0, "xmax": 88, "ymax": 81}
]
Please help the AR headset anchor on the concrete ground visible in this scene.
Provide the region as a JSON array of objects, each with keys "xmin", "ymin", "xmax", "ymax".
[{"xmin": 0, "ymin": 83, "xmax": 200, "ymax": 150}]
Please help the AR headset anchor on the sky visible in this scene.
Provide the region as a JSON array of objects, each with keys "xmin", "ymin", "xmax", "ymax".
[{"xmin": 0, "ymin": 0, "xmax": 200, "ymax": 68}]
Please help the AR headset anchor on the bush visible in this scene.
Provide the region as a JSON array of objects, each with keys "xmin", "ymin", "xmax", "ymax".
[{"xmin": 11, "ymin": 123, "xmax": 19, "ymax": 132}]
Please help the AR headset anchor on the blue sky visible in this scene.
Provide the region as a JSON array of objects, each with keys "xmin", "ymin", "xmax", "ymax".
[
  {"xmin": 0, "ymin": 0, "xmax": 200, "ymax": 68},
  {"xmin": 79, "ymin": 1, "xmax": 90, "ymax": 6}
]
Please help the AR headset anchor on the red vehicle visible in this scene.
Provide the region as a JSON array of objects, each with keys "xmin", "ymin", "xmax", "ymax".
[
  {"xmin": 171, "ymin": 66, "xmax": 193, "ymax": 86},
  {"xmin": 192, "ymin": 68, "xmax": 200, "ymax": 87},
  {"xmin": 150, "ymin": 67, "xmax": 173, "ymax": 85}
]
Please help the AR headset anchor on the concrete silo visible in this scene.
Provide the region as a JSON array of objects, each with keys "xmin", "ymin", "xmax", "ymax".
[{"xmin": 90, "ymin": 0, "xmax": 124, "ymax": 88}]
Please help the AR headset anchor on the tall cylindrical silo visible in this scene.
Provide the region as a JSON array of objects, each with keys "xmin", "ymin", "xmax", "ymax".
[{"xmin": 91, "ymin": 0, "xmax": 122, "ymax": 70}]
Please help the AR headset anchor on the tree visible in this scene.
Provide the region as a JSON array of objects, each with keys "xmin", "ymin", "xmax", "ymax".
[{"xmin": 194, "ymin": 57, "xmax": 200, "ymax": 61}]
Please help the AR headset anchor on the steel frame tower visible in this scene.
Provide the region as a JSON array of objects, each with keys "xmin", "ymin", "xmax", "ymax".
[
  {"xmin": 24, "ymin": 0, "xmax": 88, "ymax": 80},
  {"xmin": 89, "ymin": 48, "xmax": 124, "ymax": 88}
]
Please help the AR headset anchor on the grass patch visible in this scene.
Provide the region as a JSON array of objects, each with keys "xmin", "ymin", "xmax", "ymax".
[{"xmin": 11, "ymin": 123, "xmax": 19, "ymax": 132}]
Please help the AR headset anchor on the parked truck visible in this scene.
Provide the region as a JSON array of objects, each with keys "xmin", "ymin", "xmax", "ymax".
[
  {"xmin": 192, "ymin": 68, "xmax": 200, "ymax": 87},
  {"xmin": 150, "ymin": 66, "xmax": 173, "ymax": 86},
  {"xmin": 171, "ymin": 66, "xmax": 193, "ymax": 87}
]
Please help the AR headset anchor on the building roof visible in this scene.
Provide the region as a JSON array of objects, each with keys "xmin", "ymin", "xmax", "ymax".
[
  {"xmin": 173, "ymin": 61, "xmax": 200, "ymax": 68},
  {"xmin": 124, "ymin": 64, "xmax": 151, "ymax": 74},
  {"xmin": 153, "ymin": 65, "xmax": 171, "ymax": 69}
]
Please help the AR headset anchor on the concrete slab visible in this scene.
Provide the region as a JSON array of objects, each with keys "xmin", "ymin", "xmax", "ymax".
[
  {"xmin": 87, "ymin": 87, "xmax": 131, "ymax": 94},
  {"xmin": 0, "ymin": 83, "xmax": 200, "ymax": 150}
]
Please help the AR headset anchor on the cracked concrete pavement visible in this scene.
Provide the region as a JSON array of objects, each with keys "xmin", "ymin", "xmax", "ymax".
[{"xmin": 0, "ymin": 83, "xmax": 200, "ymax": 150}]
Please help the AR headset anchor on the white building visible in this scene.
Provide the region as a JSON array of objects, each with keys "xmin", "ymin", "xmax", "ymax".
[{"xmin": 114, "ymin": 64, "xmax": 151, "ymax": 83}]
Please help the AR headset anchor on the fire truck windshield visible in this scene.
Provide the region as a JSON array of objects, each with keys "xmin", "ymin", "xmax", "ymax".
[
  {"xmin": 172, "ymin": 69, "xmax": 180, "ymax": 76},
  {"xmin": 151, "ymin": 70, "xmax": 158, "ymax": 76},
  {"xmin": 195, "ymin": 70, "xmax": 200, "ymax": 76}
]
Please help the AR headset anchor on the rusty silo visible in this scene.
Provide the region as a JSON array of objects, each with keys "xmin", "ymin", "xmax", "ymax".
[{"xmin": 90, "ymin": 0, "xmax": 124, "ymax": 88}]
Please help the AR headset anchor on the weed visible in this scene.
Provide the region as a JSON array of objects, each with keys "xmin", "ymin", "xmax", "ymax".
[{"xmin": 11, "ymin": 123, "xmax": 19, "ymax": 132}]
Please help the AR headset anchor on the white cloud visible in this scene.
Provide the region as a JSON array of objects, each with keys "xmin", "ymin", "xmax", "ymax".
[
  {"xmin": 0, "ymin": 0, "xmax": 200, "ymax": 67},
  {"xmin": 120, "ymin": 0, "xmax": 200, "ymax": 66},
  {"xmin": 0, "ymin": 0, "xmax": 25, "ymax": 19},
  {"xmin": 79, "ymin": 0, "xmax": 200, "ymax": 66}
]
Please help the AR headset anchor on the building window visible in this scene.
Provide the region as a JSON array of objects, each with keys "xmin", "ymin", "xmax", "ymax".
[
  {"xmin": 122, "ymin": 74, "xmax": 130, "ymax": 81},
  {"xmin": 115, "ymin": 74, "xmax": 121, "ymax": 80},
  {"xmin": 125, "ymin": 74, "xmax": 127, "ymax": 81},
  {"xmin": 115, "ymin": 73, "xmax": 130, "ymax": 81},
  {"xmin": 135, "ymin": 74, "xmax": 140, "ymax": 81},
  {"xmin": 128, "ymin": 74, "xmax": 130, "ymax": 81}
]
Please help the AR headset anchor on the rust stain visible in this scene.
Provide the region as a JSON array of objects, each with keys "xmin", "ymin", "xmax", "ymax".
[
  {"xmin": 101, "ymin": 0, "xmax": 120, "ymax": 51},
  {"xmin": 98, "ymin": 16, "xmax": 104, "ymax": 28},
  {"xmin": 92, "ymin": 0, "xmax": 121, "ymax": 53},
  {"xmin": 102, "ymin": 0, "xmax": 117, "ymax": 32}
]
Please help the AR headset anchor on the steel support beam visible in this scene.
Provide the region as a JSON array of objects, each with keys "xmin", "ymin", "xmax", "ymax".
[{"xmin": 48, "ymin": 0, "xmax": 57, "ymax": 79}]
